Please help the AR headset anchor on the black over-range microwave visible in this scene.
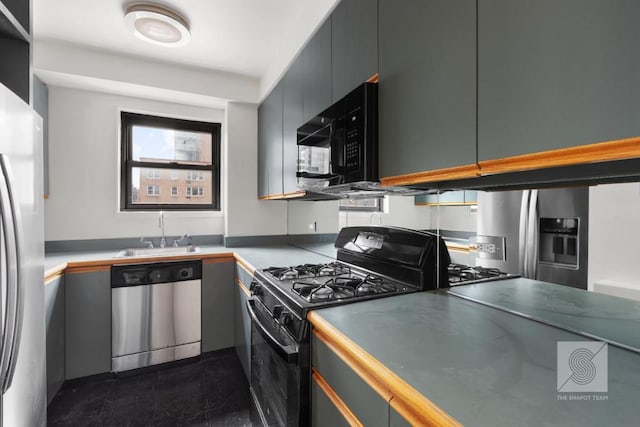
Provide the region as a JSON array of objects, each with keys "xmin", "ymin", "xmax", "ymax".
[{"xmin": 296, "ymin": 82, "xmax": 378, "ymax": 192}]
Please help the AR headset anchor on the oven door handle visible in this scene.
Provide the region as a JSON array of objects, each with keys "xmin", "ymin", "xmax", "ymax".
[{"xmin": 246, "ymin": 299, "xmax": 299, "ymax": 364}]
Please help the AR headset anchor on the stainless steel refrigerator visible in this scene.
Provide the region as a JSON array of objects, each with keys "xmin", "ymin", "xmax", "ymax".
[
  {"xmin": 476, "ymin": 187, "xmax": 589, "ymax": 289},
  {"xmin": 0, "ymin": 84, "xmax": 46, "ymax": 426}
]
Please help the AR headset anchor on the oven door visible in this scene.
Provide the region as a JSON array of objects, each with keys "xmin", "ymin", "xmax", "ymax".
[{"xmin": 247, "ymin": 298, "xmax": 305, "ymax": 427}]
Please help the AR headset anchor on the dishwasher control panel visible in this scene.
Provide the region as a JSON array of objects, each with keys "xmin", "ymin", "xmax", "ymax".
[{"xmin": 112, "ymin": 260, "xmax": 202, "ymax": 287}]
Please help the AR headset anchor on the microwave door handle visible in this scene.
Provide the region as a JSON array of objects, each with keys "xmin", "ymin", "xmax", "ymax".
[
  {"xmin": 0, "ymin": 155, "xmax": 23, "ymax": 393},
  {"xmin": 246, "ymin": 299, "xmax": 299, "ymax": 364},
  {"xmin": 519, "ymin": 190, "xmax": 530, "ymax": 277}
]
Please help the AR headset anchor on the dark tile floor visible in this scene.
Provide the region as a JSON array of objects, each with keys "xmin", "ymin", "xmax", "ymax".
[{"xmin": 47, "ymin": 350, "xmax": 252, "ymax": 426}]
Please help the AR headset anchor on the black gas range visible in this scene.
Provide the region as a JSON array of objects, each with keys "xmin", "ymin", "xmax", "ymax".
[
  {"xmin": 247, "ymin": 226, "xmax": 450, "ymax": 426},
  {"xmin": 448, "ymin": 263, "xmax": 516, "ymax": 285}
]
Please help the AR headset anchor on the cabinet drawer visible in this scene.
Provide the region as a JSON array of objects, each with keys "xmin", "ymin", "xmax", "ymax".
[
  {"xmin": 312, "ymin": 331, "xmax": 389, "ymax": 427},
  {"xmin": 312, "ymin": 371, "xmax": 359, "ymax": 427}
]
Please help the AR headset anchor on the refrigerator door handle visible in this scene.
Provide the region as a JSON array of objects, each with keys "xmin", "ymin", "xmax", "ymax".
[
  {"xmin": 519, "ymin": 190, "xmax": 530, "ymax": 277},
  {"xmin": 0, "ymin": 155, "xmax": 23, "ymax": 393},
  {"xmin": 527, "ymin": 189, "xmax": 539, "ymax": 280}
]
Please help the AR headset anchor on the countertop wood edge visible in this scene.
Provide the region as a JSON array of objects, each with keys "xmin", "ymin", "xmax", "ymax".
[
  {"xmin": 235, "ymin": 277, "xmax": 251, "ymax": 297},
  {"xmin": 45, "ymin": 252, "xmax": 249, "ymax": 280},
  {"xmin": 308, "ymin": 311, "xmax": 462, "ymax": 427},
  {"xmin": 45, "ymin": 263, "xmax": 67, "ymax": 283}
]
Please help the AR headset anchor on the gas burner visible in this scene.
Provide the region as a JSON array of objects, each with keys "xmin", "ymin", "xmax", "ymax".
[
  {"xmin": 448, "ymin": 263, "xmax": 510, "ymax": 284},
  {"xmin": 317, "ymin": 262, "xmax": 351, "ymax": 277}
]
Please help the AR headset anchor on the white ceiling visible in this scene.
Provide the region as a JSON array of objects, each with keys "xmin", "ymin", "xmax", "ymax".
[{"xmin": 33, "ymin": 0, "xmax": 339, "ymax": 104}]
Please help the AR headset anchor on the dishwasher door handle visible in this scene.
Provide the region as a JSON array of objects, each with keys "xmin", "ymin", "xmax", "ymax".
[{"xmin": 246, "ymin": 299, "xmax": 299, "ymax": 364}]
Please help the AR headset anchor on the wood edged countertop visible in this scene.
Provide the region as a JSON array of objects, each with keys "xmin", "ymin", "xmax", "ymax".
[
  {"xmin": 44, "ymin": 244, "xmax": 336, "ymax": 283},
  {"xmin": 308, "ymin": 287, "xmax": 640, "ymax": 426}
]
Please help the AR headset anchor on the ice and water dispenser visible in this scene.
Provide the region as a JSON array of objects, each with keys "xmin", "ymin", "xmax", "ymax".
[{"xmin": 539, "ymin": 217, "xmax": 579, "ymax": 268}]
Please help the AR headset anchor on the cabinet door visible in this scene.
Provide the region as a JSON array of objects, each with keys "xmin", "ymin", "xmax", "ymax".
[
  {"xmin": 478, "ymin": 0, "xmax": 640, "ymax": 161},
  {"xmin": 202, "ymin": 261, "xmax": 234, "ymax": 353},
  {"xmin": 257, "ymin": 102, "xmax": 269, "ymax": 197},
  {"xmin": 378, "ymin": 0, "xmax": 477, "ymax": 179},
  {"xmin": 303, "ymin": 18, "xmax": 332, "ymax": 122},
  {"xmin": 311, "ymin": 374, "xmax": 352, "ymax": 427},
  {"xmin": 283, "ymin": 54, "xmax": 305, "ymax": 194},
  {"xmin": 234, "ymin": 264, "xmax": 252, "ymax": 380},
  {"xmin": 331, "ymin": 0, "xmax": 378, "ymax": 102},
  {"xmin": 65, "ymin": 270, "xmax": 111, "ymax": 379},
  {"xmin": 45, "ymin": 275, "xmax": 64, "ymax": 404}
]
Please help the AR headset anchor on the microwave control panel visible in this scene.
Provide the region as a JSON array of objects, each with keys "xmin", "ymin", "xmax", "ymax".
[{"xmin": 344, "ymin": 106, "xmax": 362, "ymax": 172}]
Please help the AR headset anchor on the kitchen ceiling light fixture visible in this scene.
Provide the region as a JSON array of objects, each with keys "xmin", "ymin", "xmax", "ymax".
[{"xmin": 124, "ymin": 3, "xmax": 190, "ymax": 47}]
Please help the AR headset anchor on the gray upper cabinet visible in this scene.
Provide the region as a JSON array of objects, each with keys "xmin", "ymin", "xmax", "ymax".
[
  {"xmin": 303, "ymin": 18, "xmax": 332, "ymax": 122},
  {"xmin": 331, "ymin": 0, "xmax": 378, "ymax": 102},
  {"xmin": 257, "ymin": 103, "xmax": 269, "ymax": 197},
  {"xmin": 258, "ymin": 82, "xmax": 284, "ymax": 197},
  {"xmin": 378, "ymin": 0, "xmax": 477, "ymax": 178},
  {"xmin": 478, "ymin": 0, "xmax": 640, "ymax": 162},
  {"xmin": 283, "ymin": 54, "xmax": 304, "ymax": 195}
]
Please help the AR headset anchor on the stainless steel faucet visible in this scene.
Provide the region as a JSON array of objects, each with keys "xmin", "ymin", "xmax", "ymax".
[{"xmin": 159, "ymin": 211, "xmax": 167, "ymax": 248}]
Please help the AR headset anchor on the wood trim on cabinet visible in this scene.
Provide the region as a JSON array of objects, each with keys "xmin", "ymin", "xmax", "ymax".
[
  {"xmin": 309, "ymin": 312, "xmax": 461, "ymax": 427},
  {"xmin": 234, "ymin": 254, "xmax": 256, "ymax": 275},
  {"xmin": 65, "ymin": 265, "xmax": 111, "ymax": 275},
  {"xmin": 479, "ymin": 137, "xmax": 640, "ymax": 175},
  {"xmin": 45, "ymin": 263, "xmax": 67, "ymax": 283},
  {"xmin": 366, "ymin": 73, "xmax": 379, "ymax": 83},
  {"xmin": 235, "ymin": 277, "xmax": 251, "ymax": 297},
  {"xmin": 312, "ymin": 369, "xmax": 364, "ymax": 427},
  {"xmin": 380, "ymin": 164, "xmax": 480, "ymax": 186},
  {"xmin": 282, "ymin": 191, "xmax": 306, "ymax": 199},
  {"xmin": 203, "ymin": 256, "xmax": 235, "ymax": 265}
]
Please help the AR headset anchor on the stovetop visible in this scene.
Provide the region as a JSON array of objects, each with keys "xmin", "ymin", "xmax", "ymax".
[
  {"xmin": 447, "ymin": 263, "xmax": 516, "ymax": 285},
  {"xmin": 257, "ymin": 261, "xmax": 413, "ymax": 310}
]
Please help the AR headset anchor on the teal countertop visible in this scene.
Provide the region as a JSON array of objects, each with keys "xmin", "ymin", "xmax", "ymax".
[
  {"xmin": 449, "ymin": 278, "xmax": 640, "ymax": 353},
  {"xmin": 315, "ymin": 290, "xmax": 640, "ymax": 426},
  {"xmin": 44, "ymin": 244, "xmax": 336, "ymax": 274}
]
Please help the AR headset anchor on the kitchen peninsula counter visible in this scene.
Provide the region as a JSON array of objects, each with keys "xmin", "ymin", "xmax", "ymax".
[{"xmin": 309, "ymin": 286, "xmax": 640, "ymax": 426}]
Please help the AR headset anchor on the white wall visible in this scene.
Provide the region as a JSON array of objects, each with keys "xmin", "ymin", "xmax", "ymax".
[
  {"xmin": 224, "ymin": 102, "xmax": 287, "ymax": 237},
  {"xmin": 45, "ymin": 87, "xmax": 226, "ymax": 241},
  {"xmin": 429, "ymin": 205, "xmax": 478, "ymax": 232},
  {"xmin": 288, "ymin": 201, "xmax": 339, "ymax": 234},
  {"xmin": 588, "ymin": 182, "xmax": 640, "ymax": 295},
  {"xmin": 338, "ymin": 196, "xmax": 431, "ymax": 230}
]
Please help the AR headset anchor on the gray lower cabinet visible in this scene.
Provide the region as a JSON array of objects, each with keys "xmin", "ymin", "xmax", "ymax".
[
  {"xmin": 311, "ymin": 332, "xmax": 389, "ymax": 427},
  {"xmin": 234, "ymin": 263, "xmax": 252, "ymax": 380},
  {"xmin": 378, "ymin": 0, "xmax": 477, "ymax": 179},
  {"xmin": 65, "ymin": 269, "xmax": 111, "ymax": 380},
  {"xmin": 311, "ymin": 375, "xmax": 351, "ymax": 427},
  {"xmin": 303, "ymin": 18, "xmax": 332, "ymax": 122},
  {"xmin": 331, "ymin": 0, "xmax": 378, "ymax": 102},
  {"xmin": 478, "ymin": 0, "xmax": 640, "ymax": 161},
  {"xmin": 283, "ymin": 53, "xmax": 305, "ymax": 195},
  {"xmin": 202, "ymin": 261, "xmax": 235, "ymax": 353},
  {"xmin": 45, "ymin": 275, "xmax": 64, "ymax": 404}
]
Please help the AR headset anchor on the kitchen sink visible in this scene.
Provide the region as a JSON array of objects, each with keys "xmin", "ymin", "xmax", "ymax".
[{"xmin": 115, "ymin": 245, "xmax": 200, "ymax": 257}]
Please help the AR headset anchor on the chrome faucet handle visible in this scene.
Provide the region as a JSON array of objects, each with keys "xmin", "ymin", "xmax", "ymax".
[
  {"xmin": 140, "ymin": 237, "xmax": 154, "ymax": 249},
  {"xmin": 172, "ymin": 234, "xmax": 192, "ymax": 247}
]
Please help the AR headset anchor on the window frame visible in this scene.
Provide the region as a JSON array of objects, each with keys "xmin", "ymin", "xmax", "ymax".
[{"xmin": 120, "ymin": 112, "xmax": 221, "ymax": 211}]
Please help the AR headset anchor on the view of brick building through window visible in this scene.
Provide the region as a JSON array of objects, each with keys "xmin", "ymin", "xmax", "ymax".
[{"xmin": 134, "ymin": 130, "xmax": 213, "ymax": 205}]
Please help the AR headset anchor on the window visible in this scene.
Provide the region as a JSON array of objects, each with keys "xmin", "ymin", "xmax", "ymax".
[
  {"xmin": 339, "ymin": 198, "xmax": 384, "ymax": 212},
  {"xmin": 147, "ymin": 185, "xmax": 160, "ymax": 196},
  {"xmin": 186, "ymin": 186, "xmax": 204, "ymax": 197},
  {"xmin": 120, "ymin": 112, "xmax": 221, "ymax": 211},
  {"xmin": 147, "ymin": 169, "xmax": 161, "ymax": 179}
]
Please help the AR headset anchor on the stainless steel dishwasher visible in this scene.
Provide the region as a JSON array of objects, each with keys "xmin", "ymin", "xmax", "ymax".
[{"xmin": 111, "ymin": 260, "xmax": 202, "ymax": 372}]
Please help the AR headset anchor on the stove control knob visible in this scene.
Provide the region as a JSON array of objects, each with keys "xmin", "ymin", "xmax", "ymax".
[
  {"xmin": 250, "ymin": 281, "xmax": 262, "ymax": 296},
  {"xmin": 273, "ymin": 305, "xmax": 283, "ymax": 319}
]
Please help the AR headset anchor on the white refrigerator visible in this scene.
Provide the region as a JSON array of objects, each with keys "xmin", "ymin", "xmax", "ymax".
[{"xmin": 0, "ymin": 83, "xmax": 46, "ymax": 426}]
